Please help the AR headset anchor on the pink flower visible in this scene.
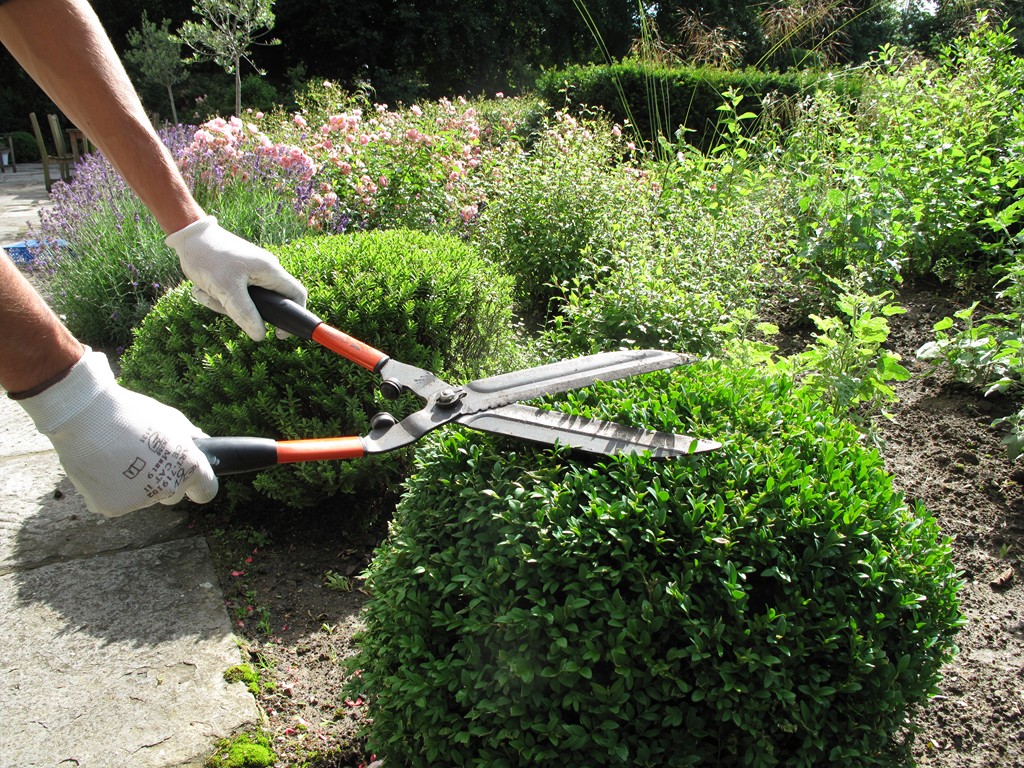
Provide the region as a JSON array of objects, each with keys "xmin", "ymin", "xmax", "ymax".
[
  {"xmin": 411, "ymin": 105, "xmax": 423, "ymax": 117},
  {"xmin": 459, "ymin": 204, "xmax": 478, "ymax": 222},
  {"xmin": 294, "ymin": 114, "xmax": 307, "ymax": 128}
]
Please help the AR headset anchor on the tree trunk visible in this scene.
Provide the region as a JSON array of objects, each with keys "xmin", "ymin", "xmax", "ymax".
[
  {"xmin": 234, "ymin": 59, "xmax": 242, "ymax": 117},
  {"xmin": 167, "ymin": 84, "xmax": 179, "ymax": 125}
]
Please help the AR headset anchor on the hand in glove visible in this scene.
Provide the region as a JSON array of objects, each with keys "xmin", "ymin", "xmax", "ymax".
[
  {"xmin": 167, "ymin": 215, "xmax": 308, "ymax": 341},
  {"xmin": 16, "ymin": 350, "xmax": 218, "ymax": 517}
]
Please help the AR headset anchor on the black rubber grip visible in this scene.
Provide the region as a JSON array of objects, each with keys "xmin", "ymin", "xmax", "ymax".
[
  {"xmin": 195, "ymin": 437, "xmax": 279, "ymax": 476},
  {"xmin": 248, "ymin": 286, "xmax": 321, "ymax": 339}
]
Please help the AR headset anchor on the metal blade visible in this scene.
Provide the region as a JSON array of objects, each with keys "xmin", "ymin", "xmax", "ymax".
[
  {"xmin": 456, "ymin": 403, "xmax": 721, "ymax": 458},
  {"xmin": 458, "ymin": 350, "xmax": 691, "ymax": 414}
]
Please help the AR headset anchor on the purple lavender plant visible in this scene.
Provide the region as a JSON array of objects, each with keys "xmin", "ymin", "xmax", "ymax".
[{"xmin": 28, "ymin": 119, "xmax": 318, "ymax": 347}]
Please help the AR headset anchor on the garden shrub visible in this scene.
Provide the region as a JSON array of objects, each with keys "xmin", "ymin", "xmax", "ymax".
[
  {"xmin": 281, "ymin": 89, "xmax": 538, "ymax": 236},
  {"xmin": 10, "ymin": 130, "xmax": 39, "ymax": 162},
  {"xmin": 474, "ymin": 110, "xmax": 656, "ymax": 323},
  {"xmin": 545, "ymin": 145, "xmax": 794, "ymax": 356},
  {"xmin": 780, "ymin": 23, "xmax": 1024, "ymax": 297},
  {"xmin": 352, "ymin": 362, "xmax": 963, "ymax": 767},
  {"xmin": 120, "ymin": 230, "xmax": 517, "ymax": 510}
]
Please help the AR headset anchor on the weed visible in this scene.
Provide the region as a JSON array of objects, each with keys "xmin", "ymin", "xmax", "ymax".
[{"xmin": 324, "ymin": 570, "xmax": 353, "ymax": 592}]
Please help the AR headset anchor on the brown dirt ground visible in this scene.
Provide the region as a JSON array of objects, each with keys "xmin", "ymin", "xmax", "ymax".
[{"xmin": 201, "ymin": 280, "xmax": 1024, "ymax": 768}]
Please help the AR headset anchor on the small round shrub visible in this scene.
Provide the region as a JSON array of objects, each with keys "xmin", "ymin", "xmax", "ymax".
[
  {"xmin": 10, "ymin": 130, "xmax": 39, "ymax": 163},
  {"xmin": 352, "ymin": 362, "xmax": 963, "ymax": 767},
  {"xmin": 120, "ymin": 229, "xmax": 516, "ymax": 510}
]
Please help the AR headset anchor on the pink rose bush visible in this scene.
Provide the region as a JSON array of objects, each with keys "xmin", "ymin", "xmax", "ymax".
[
  {"xmin": 292, "ymin": 96, "xmax": 504, "ymax": 233},
  {"xmin": 182, "ymin": 115, "xmax": 316, "ymax": 200}
]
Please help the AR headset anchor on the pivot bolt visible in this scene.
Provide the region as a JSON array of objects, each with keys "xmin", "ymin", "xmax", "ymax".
[
  {"xmin": 380, "ymin": 379, "xmax": 404, "ymax": 400},
  {"xmin": 370, "ymin": 412, "xmax": 398, "ymax": 431}
]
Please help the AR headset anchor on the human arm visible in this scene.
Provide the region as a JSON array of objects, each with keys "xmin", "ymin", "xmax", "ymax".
[
  {"xmin": 1, "ymin": 254, "xmax": 218, "ymax": 516},
  {"xmin": 0, "ymin": 0, "xmax": 201, "ymax": 233},
  {"xmin": 0, "ymin": 0, "xmax": 307, "ymax": 339}
]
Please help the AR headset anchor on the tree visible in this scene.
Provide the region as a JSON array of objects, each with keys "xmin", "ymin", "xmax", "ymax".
[
  {"xmin": 124, "ymin": 13, "xmax": 189, "ymax": 123},
  {"xmin": 177, "ymin": 0, "xmax": 279, "ymax": 117}
]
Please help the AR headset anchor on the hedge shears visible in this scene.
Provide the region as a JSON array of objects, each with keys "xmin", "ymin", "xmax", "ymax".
[{"xmin": 194, "ymin": 288, "xmax": 721, "ymax": 476}]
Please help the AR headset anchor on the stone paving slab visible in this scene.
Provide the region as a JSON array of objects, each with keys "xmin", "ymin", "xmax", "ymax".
[
  {"xmin": 0, "ymin": 538, "xmax": 254, "ymax": 768},
  {"xmin": 0, "ymin": 162, "xmax": 52, "ymax": 244}
]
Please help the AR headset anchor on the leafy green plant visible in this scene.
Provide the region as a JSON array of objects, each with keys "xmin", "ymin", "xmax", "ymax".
[
  {"xmin": 781, "ymin": 283, "xmax": 910, "ymax": 425},
  {"xmin": 9, "ymin": 130, "xmax": 39, "ymax": 163},
  {"xmin": 120, "ymin": 230, "xmax": 517, "ymax": 510},
  {"xmin": 324, "ymin": 570, "xmax": 353, "ymax": 592},
  {"xmin": 352, "ymin": 362, "xmax": 963, "ymax": 768},
  {"xmin": 917, "ymin": 255, "xmax": 1024, "ymax": 458},
  {"xmin": 779, "ymin": 23, "xmax": 1024, "ymax": 298},
  {"xmin": 474, "ymin": 109, "xmax": 655, "ymax": 323},
  {"xmin": 542, "ymin": 108, "xmax": 794, "ymax": 357}
]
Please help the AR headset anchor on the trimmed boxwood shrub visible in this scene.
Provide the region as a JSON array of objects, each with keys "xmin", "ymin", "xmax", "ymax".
[
  {"xmin": 352, "ymin": 361, "xmax": 963, "ymax": 767},
  {"xmin": 119, "ymin": 229, "xmax": 517, "ymax": 509}
]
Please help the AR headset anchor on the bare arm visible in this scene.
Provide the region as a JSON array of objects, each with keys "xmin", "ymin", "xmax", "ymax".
[
  {"xmin": 0, "ymin": 254, "xmax": 82, "ymax": 393},
  {"xmin": 0, "ymin": 0, "xmax": 204, "ymax": 234},
  {"xmin": 0, "ymin": 0, "xmax": 204, "ymax": 392}
]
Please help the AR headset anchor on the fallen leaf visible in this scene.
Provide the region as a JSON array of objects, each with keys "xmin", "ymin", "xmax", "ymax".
[{"xmin": 990, "ymin": 567, "xmax": 1014, "ymax": 590}]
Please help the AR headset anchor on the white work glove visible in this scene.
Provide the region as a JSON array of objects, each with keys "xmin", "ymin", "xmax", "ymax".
[
  {"xmin": 167, "ymin": 215, "xmax": 308, "ymax": 341},
  {"xmin": 17, "ymin": 349, "xmax": 218, "ymax": 517}
]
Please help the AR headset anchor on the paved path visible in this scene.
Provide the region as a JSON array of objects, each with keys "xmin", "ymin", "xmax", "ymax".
[
  {"xmin": 0, "ymin": 164, "xmax": 257, "ymax": 767},
  {"xmin": 0, "ymin": 162, "xmax": 53, "ymax": 244}
]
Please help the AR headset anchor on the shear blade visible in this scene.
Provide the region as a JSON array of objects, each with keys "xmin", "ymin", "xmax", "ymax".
[
  {"xmin": 460, "ymin": 349, "xmax": 690, "ymax": 414},
  {"xmin": 457, "ymin": 403, "xmax": 721, "ymax": 458}
]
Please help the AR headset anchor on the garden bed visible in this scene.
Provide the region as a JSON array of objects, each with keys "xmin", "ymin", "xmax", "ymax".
[{"xmin": 201, "ymin": 279, "xmax": 1024, "ymax": 768}]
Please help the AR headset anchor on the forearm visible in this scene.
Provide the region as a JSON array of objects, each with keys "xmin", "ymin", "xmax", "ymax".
[
  {"xmin": 0, "ymin": 253, "xmax": 83, "ymax": 393},
  {"xmin": 0, "ymin": 0, "xmax": 203, "ymax": 234}
]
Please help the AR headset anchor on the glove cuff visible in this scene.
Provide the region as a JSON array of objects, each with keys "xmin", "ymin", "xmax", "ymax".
[
  {"xmin": 18, "ymin": 348, "xmax": 114, "ymax": 435},
  {"xmin": 165, "ymin": 214, "xmax": 219, "ymax": 251}
]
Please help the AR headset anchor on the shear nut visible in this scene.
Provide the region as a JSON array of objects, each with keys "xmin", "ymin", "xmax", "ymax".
[
  {"xmin": 370, "ymin": 412, "xmax": 398, "ymax": 431},
  {"xmin": 436, "ymin": 388, "xmax": 465, "ymax": 408}
]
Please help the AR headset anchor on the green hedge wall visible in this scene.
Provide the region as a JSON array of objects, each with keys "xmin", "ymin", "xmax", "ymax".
[{"xmin": 536, "ymin": 61, "xmax": 863, "ymax": 151}]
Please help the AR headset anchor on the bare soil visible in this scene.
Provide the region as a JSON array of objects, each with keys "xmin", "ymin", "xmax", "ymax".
[{"xmin": 202, "ymin": 280, "xmax": 1024, "ymax": 768}]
